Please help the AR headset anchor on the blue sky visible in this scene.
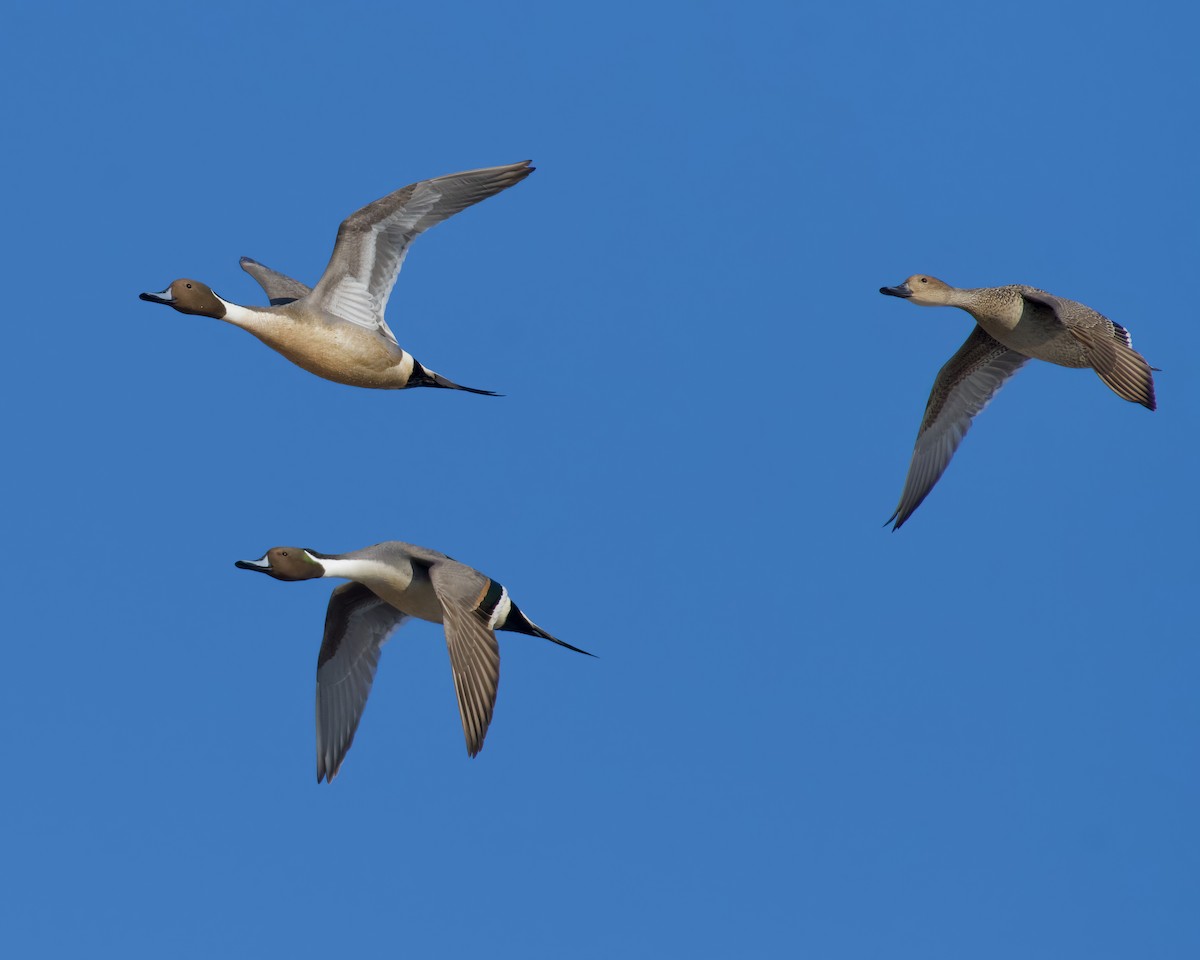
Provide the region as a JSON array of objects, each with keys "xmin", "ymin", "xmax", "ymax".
[{"xmin": 3, "ymin": 1, "xmax": 1198, "ymax": 956}]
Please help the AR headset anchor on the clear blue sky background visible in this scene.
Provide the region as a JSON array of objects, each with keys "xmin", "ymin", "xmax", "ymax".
[{"xmin": 3, "ymin": 2, "xmax": 1197, "ymax": 957}]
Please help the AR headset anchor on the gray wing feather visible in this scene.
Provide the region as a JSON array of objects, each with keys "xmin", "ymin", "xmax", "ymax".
[
  {"xmin": 1068, "ymin": 324, "xmax": 1157, "ymax": 409},
  {"xmin": 308, "ymin": 161, "xmax": 534, "ymax": 335},
  {"xmin": 890, "ymin": 326, "xmax": 1029, "ymax": 529},
  {"xmin": 1021, "ymin": 288, "xmax": 1156, "ymax": 409},
  {"xmin": 316, "ymin": 582, "xmax": 411, "ymax": 783},
  {"xmin": 1017, "ymin": 287, "xmax": 1068, "ymax": 316},
  {"xmin": 239, "ymin": 257, "xmax": 313, "ymax": 305},
  {"xmin": 428, "ymin": 562, "xmax": 500, "ymax": 758}
]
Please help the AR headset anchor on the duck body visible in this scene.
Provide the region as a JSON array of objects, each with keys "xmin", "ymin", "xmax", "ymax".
[
  {"xmin": 218, "ymin": 298, "xmax": 418, "ymax": 390},
  {"xmin": 879, "ymin": 274, "xmax": 1156, "ymax": 529},
  {"xmin": 236, "ymin": 540, "xmax": 593, "ymax": 782},
  {"xmin": 930, "ymin": 282, "xmax": 1107, "ymax": 368},
  {"xmin": 141, "ymin": 161, "xmax": 535, "ymax": 393},
  {"xmin": 311, "ymin": 541, "xmax": 462, "ymax": 624}
]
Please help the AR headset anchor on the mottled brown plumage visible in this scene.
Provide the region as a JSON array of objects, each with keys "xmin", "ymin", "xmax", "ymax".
[{"xmin": 880, "ymin": 275, "xmax": 1156, "ymax": 529}]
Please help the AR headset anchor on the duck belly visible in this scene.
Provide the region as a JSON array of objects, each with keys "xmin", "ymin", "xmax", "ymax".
[
  {"xmin": 249, "ymin": 320, "xmax": 414, "ymax": 388},
  {"xmin": 975, "ymin": 312, "xmax": 1090, "ymax": 368}
]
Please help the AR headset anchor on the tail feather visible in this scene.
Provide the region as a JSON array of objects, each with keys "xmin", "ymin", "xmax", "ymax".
[
  {"xmin": 501, "ymin": 601, "xmax": 596, "ymax": 657},
  {"xmin": 1110, "ymin": 321, "xmax": 1134, "ymax": 349},
  {"xmin": 1070, "ymin": 326, "xmax": 1157, "ymax": 410},
  {"xmin": 408, "ymin": 359, "xmax": 501, "ymax": 396}
]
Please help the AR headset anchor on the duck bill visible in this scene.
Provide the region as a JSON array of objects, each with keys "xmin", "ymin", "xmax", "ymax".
[
  {"xmin": 879, "ymin": 282, "xmax": 913, "ymax": 298},
  {"xmin": 235, "ymin": 556, "xmax": 273, "ymax": 573},
  {"xmin": 139, "ymin": 286, "xmax": 175, "ymax": 305}
]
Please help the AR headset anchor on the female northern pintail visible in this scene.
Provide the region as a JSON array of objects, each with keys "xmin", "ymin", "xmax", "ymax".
[
  {"xmin": 236, "ymin": 541, "xmax": 593, "ymax": 782},
  {"xmin": 879, "ymin": 275, "xmax": 1157, "ymax": 529},
  {"xmin": 141, "ymin": 161, "xmax": 534, "ymax": 393}
]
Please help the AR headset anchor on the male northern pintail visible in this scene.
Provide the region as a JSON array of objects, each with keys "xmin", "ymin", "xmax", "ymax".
[
  {"xmin": 141, "ymin": 161, "xmax": 534, "ymax": 393},
  {"xmin": 879, "ymin": 275, "xmax": 1157, "ymax": 529},
  {"xmin": 236, "ymin": 541, "xmax": 593, "ymax": 782}
]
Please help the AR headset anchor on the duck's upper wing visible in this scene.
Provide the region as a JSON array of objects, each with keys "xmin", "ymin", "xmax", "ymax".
[
  {"xmin": 428, "ymin": 560, "xmax": 501, "ymax": 758},
  {"xmin": 315, "ymin": 581, "xmax": 411, "ymax": 783},
  {"xmin": 889, "ymin": 326, "xmax": 1029, "ymax": 530},
  {"xmin": 239, "ymin": 257, "xmax": 313, "ymax": 306},
  {"xmin": 307, "ymin": 161, "xmax": 534, "ymax": 339},
  {"xmin": 1021, "ymin": 288, "xmax": 1156, "ymax": 410}
]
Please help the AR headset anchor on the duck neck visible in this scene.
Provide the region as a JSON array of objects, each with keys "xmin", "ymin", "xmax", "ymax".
[
  {"xmin": 316, "ymin": 554, "xmax": 410, "ymax": 591},
  {"xmin": 941, "ymin": 286, "xmax": 978, "ymax": 311},
  {"xmin": 219, "ymin": 299, "xmax": 275, "ymax": 332}
]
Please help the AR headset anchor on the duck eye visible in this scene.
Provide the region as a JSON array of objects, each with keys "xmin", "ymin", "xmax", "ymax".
[
  {"xmin": 920, "ymin": 277, "xmax": 928, "ymax": 283},
  {"xmin": 280, "ymin": 551, "xmax": 289, "ymax": 557}
]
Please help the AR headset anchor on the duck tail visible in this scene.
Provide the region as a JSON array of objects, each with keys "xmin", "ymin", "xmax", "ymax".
[
  {"xmin": 408, "ymin": 358, "xmax": 501, "ymax": 396},
  {"xmin": 1070, "ymin": 325, "xmax": 1157, "ymax": 411},
  {"xmin": 500, "ymin": 600, "xmax": 596, "ymax": 657}
]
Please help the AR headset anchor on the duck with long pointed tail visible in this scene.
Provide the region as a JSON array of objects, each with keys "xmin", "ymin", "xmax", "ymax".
[
  {"xmin": 879, "ymin": 275, "xmax": 1156, "ymax": 530},
  {"xmin": 236, "ymin": 541, "xmax": 593, "ymax": 782},
  {"xmin": 141, "ymin": 161, "xmax": 534, "ymax": 393}
]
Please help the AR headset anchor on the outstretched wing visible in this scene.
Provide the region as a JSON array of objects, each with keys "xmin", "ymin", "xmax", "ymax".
[
  {"xmin": 315, "ymin": 582, "xmax": 411, "ymax": 783},
  {"xmin": 427, "ymin": 561, "xmax": 501, "ymax": 758},
  {"xmin": 1021, "ymin": 289, "xmax": 1157, "ymax": 411},
  {"xmin": 239, "ymin": 257, "xmax": 313, "ymax": 306},
  {"xmin": 889, "ymin": 326, "xmax": 1028, "ymax": 529},
  {"xmin": 307, "ymin": 161, "xmax": 534, "ymax": 338}
]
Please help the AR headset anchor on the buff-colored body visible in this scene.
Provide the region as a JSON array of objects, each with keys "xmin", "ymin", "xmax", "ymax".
[
  {"xmin": 879, "ymin": 274, "xmax": 1156, "ymax": 529},
  {"xmin": 902, "ymin": 277, "xmax": 1104, "ymax": 367},
  {"xmin": 141, "ymin": 162, "xmax": 535, "ymax": 393},
  {"xmin": 220, "ymin": 298, "xmax": 416, "ymax": 389}
]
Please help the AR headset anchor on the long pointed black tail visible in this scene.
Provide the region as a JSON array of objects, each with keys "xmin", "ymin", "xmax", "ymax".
[
  {"xmin": 502, "ymin": 600, "xmax": 596, "ymax": 657},
  {"xmin": 409, "ymin": 359, "xmax": 501, "ymax": 396}
]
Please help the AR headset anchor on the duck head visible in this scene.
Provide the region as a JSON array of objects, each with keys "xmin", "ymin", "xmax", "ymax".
[
  {"xmin": 235, "ymin": 547, "xmax": 326, "ymax": 581},
  {"xmin": 139, "ymin": 279, "xmax": 227, "ymax": 318},
  {"xmin": 879, "ymin": 274, "xmax": 955, "ymax": 306}
]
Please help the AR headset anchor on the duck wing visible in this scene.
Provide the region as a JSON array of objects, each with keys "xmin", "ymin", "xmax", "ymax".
[
  {"xmin": 428, "ymin": 560, "xmax": 502, "ymax": 758},
  {"xmin": 239, "ymin": 256, "xmax": 312, "ymax": 306},
  {"xmin": 889, "ymin": 326, "xmax": 1028, "ymax": 529},
  {"xmin": 307, "ymin": 161, "xmax": 534, "ymax": 341},
  {"xmin": 1021, "ymin": 289, "xmax": 1156, "ymax": 410},
  {"xmin": 315, "ymin": 581, "xmax": 411, "ymax": 783}
]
